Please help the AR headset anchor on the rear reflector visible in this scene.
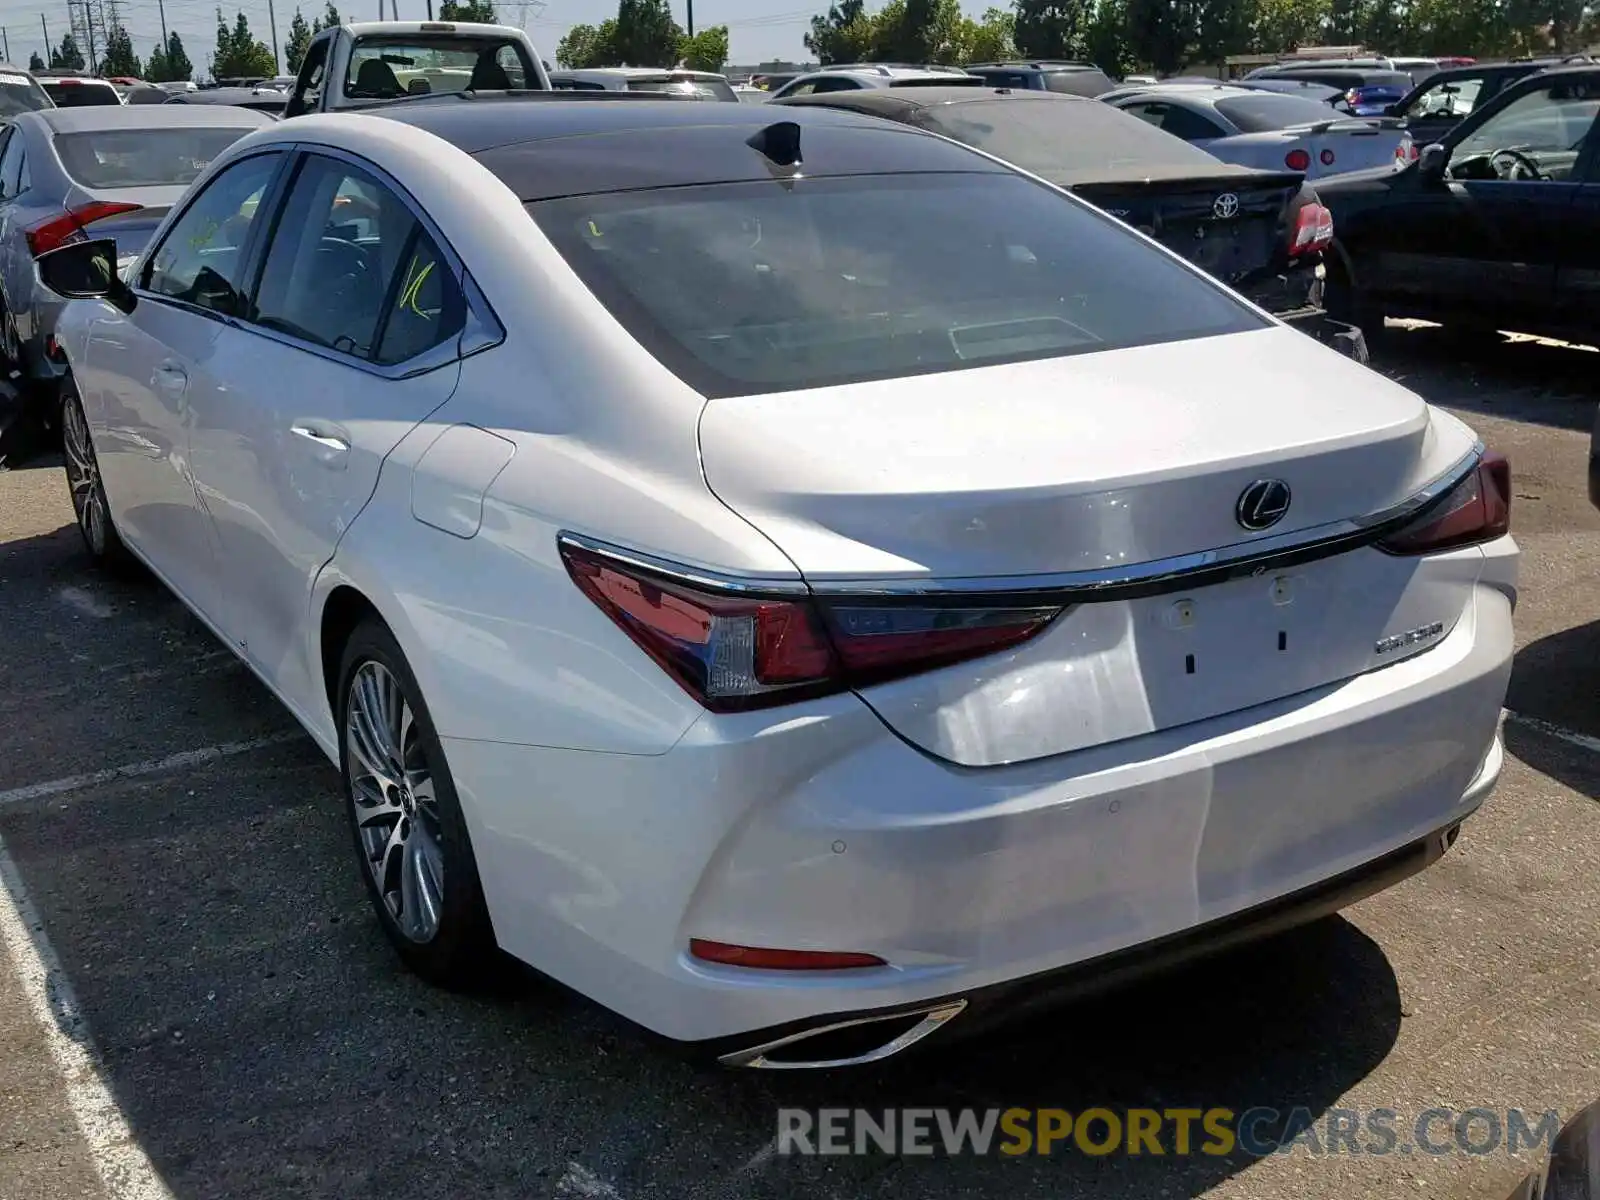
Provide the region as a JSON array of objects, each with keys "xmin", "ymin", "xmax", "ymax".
[
  {"xmin": 1320, "ymin": 148, "xmax": 1335, "ymax": 166},
  {"xmin": 25, "ymin": 201, "xmax": 142, "ymax": 258},
  {"xmin": 1285, "ymin": 148, "xmax": 1312, "ymax": 171},
  {"xmin": 559, "ymin": 539, "xmax": 1061, "ymax": 711},
  {"xmin": 689, "ymin": 939, "xmax": 886, "ymax": 970},
  {"xmin": 1379, "ymin": 452, "xmax": 1510, "ymax": 554}
]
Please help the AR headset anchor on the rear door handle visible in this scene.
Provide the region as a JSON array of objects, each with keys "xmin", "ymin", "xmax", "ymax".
[{"xmin": 290, "ymin": 422, "xmax": 351, "ymax": 469}]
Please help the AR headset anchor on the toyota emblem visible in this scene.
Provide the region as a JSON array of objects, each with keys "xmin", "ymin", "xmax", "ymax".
[
  {"xmin": 1212, "ymin": 192, "xmax": 1241, "ymax": 219},
  {"xmin": 1236, "ymin": 479, "xmax": 1292, "ymax": 531}
]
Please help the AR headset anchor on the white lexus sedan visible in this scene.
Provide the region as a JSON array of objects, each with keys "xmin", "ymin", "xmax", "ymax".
[{"xmin": 38, "ymin": 97, "xmax": 1517, "ymax": 1069}]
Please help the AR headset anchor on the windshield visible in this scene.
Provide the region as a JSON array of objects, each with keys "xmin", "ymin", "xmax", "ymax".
[
  {"xmin": 628, "ymin": 74, "xmax": 737, "ymax": 102},
  {"xmin": 1405, "ymin": 77, "xmax": 1482, "ymax": 118},
  {"xmin": 344, "ymin": 36, "xmax": 533, "ymax": 98},
  {"xmin": 0, "ymin": 75, "xmax": 49, "ymax": 116},
  {"xmin": 54, "ymin": 127, "xmax": 255, "ymax": 188},
  {"xmin": 921, "ymin": 98, "xmax": 1225, "ymax": 175},
  {"xmin": 42, "ymin": 81, "xmax": 121, "ymax": 107},
  {"xmin": 528, "ymin": 173, "xmax": 1261, "ymax": 398},
  {"xmin": 1215, "ymin": 93, "xmax": 1345, "ymax": 131}
]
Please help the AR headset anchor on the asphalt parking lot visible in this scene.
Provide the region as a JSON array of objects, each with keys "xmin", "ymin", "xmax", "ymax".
[{"xmin": 0, "ymin": 324, "xmax": 1596, "ymax": 1200}]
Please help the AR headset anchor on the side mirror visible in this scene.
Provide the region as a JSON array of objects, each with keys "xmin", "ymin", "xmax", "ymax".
[
  {"xmin": 1417, "ymin": 142, "xmax": 1448, "ymax": 180},
  {"xmin": 36, "ymin": 238, "xmax": 136, "ymax": 314}
]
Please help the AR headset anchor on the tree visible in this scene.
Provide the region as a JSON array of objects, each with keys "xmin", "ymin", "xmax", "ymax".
[
  {"xmin": 1125, "ymin": 0, "xmax": 1192, "ymax": 73},
  {"xmin": 960, "ymin": 7, "xmax": 1017, "ymax": 62},
  {"xmin": 102, "ymin": 24, "xmax": 142, "ymax": 77},
  {"xmin": 286, "ymin": 9, "xmax": 312, "ymax": 71},
  {"xmin": 556, "ymin": 20, "xmax": 622, "ymax": 66},
  {"xmin": 677, "ymin": 25, "xmax": 729, "ymax": 71},
  {"xmin": 1192, "ymin": 0, "xmax": 1253, "ymax": 65},
  {"xmin": 164, "ymin": 31, "xmax": 194, "ymax": 80},
  {"xmin": 804, "ymin": 0, "xmax": 874, "ymax": 63},
  {"xmin": 870, "ymin": 0, "xmax": 966, "ymax": 62},
  {"xmin": 613, "ymin": 0, "xmax": 681, "ymax": 65},
  {"xmin": 1014, "ymin": 0, "xmax": 1093, "ymax": 59},
  {"xmin": 27, "ymin": 51, "xmax": 44, "ymax": 71},
  {"xmin": 215, "ymin": 8, "xmax": 276, "ymax": 79},
  {"xmin": 312, "ymin": 1, "xmax": 343, "ymax": 32},
  {"xmin": 147, "ymin": 42, "xmax": 170, "ymax": 80},
  {"xmin": 50, "ymin": 33, "xmax": 86, "ymax": 71},
  {"xmin": 1083, "ymin": 0, "xmax": 1132, "ymax": 73},
  {"xmin": 439, "ymin": 0, "xmax": 497, "ymax": 18}
]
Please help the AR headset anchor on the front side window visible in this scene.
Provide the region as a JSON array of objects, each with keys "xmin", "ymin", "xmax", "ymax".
[
  {"xmin": 143, "ymin": 152, "xmax": 281, "ymax": 315},
  {"xmin": 810, "ymin": 77, "xmax": 861, "ymax": 94},
  {"xmin": 1449, "ymin": 79, "xmax": 1600, "ymax": 182},
  {"xmin": 529, "ymin": 172, "xmax": 1263, "ymax": 398},
  {"xmin": 250, "ymin": 155, "xmax": 465, "ymax": 362},
  {"xmin": 1405, "ymin": 76, "xmax": 1483, "ymax": 119}
]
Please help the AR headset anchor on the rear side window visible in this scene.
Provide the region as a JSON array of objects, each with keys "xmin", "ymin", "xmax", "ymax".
[
  {"xmin": 1043, "ymin": 69, "xmax": 1115, "ymax": 97},
  {"xmin": 0, "ymin": 73, "xmax": 50, "ymax": 116},
  {"xmin": 528, "ymin": 173, "xmax": 1262, "ymax": 398},
  {"xmin": 250, "ymin": 155, "xmax": 465, "ymax": 362},
  {"xmin": 1214, "ymin": 93, "xmax": 1345, "ymax": 131},
  {"xmin": 54, "ymin": 127, "xmax": 255, "ymax": 188},
  {"xmin": 42, "ymin": 80, "xmax": 121, "ymax": 107}
]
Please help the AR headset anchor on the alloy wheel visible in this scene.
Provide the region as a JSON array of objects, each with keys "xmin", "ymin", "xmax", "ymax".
[
  {"xmin": 345, "ymin": 661, "xmax": 446, "ymax": 943},
  {"xmin": 61, "ymin": 391, "xmax": 108, "ymax": 556}
]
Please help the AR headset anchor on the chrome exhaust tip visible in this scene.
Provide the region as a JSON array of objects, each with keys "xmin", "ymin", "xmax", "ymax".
[{"xmin": 718, "ymin": 999, "xmax": 968, "ymax": 1070}]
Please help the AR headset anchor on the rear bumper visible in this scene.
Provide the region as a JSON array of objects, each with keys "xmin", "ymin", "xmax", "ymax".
[
  {"xmin": 1241, "ymin": 268, "xmax": 1370, "ymax": 363},
  {"xmin": 445, "ymin": 579, "xmax": 1514, "ymax": 1046}
]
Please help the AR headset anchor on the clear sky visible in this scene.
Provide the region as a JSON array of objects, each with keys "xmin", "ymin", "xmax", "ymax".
[{"xmin": 0, "ymin": 0, "xmax": 992, "ymax": 77}]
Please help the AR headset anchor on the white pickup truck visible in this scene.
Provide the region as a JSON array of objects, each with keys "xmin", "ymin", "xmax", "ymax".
[{"xmin": 283, "ymin": 20, "xmax": 551, "ymax": 117}]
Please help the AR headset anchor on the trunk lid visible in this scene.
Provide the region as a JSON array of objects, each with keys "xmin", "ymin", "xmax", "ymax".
[
  {"xmin": 698, "ymin": 326, "xmax": 1482, "ymax": 766},
  {"xmin": 1067, "ymin": 171, "xmax": 1299, "ymax": 287}
]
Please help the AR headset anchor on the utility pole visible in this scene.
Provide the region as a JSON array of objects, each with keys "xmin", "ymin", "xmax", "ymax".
[
  {"xmin": 686, "ymin": 0, "xmax": 693, "ymax": 36},
  {"xmin": 2, "ymin": 29, "xmax": 10, "ymax": 61},
  {"xmin": 39, "ymin": 13, "xmax": 48, "ymax": 63},
  {"xmin": 84, "ymin": 0, "xmax": 98, "ymax": 74},
  {"xmin": 266, "ymin": 0, "xmax": 279, "ymax": 71},
  {"xmin": 156, "ymin": 0, "xmax": 167, "ymax": 52},
  {"xmin": 426, "ymin": 0, "xmax": 433, "ymax": 17}
]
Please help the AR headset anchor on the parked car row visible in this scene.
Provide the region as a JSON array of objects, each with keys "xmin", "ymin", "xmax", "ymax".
[{"xmin": 24, "ymin": 63, "xmax": 1521, "ymax": 1067}]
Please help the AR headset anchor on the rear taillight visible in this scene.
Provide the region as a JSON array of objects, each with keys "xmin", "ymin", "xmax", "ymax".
[
  {"xmin": 1285, "ymin": 148, "xmax": 1312, "ymax": 171},
  {"xmin": 559, "ymin": 540, "xmax": 1061, "ymax": 711},
  {"xmin": 1379, "ymin": 452, "xmax": 1511, "ymax": 555},
  {"xmin": 25, "ymin": 201, "xmax": 142, "ymax": 258},
  {"xmin": 1291, "ymin": 201, "xmax": 1334, "ymax": 256},
  {"xmin": 1319, "ymin": 148, "xmax": 1336, "ymax": 166},
  {"xmin": 1345, "ymin": 89, "xmax": 1361, "ymax": 105}
]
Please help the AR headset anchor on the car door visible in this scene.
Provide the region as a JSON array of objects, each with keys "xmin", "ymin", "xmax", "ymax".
[
  {"xmin": 183, "ymin": 149, "xmax": 466, "ymax": 722},
  {"xmin": 1555, "ymin": 121, "xmax": 1600, "ymax": 329},
  {"xmin": 78, "ymin": 149, "xmax": 287, "ymax": 621},
  {"xmin": 1366, "ymin": 76, "xmax": 1599, "ymax": 323}
]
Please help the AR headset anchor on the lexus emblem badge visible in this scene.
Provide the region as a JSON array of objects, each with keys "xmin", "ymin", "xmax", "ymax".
[
  {"xmin": 1213, "ymin": 192, "xmax": 1241, "ymax": 219},
  {"xmin": 1236, "ymin": 479, "xmax": 1292, "ymax": 531}
]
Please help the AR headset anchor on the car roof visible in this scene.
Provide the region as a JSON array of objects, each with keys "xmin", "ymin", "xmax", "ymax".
[
  {"xmin": 368, "ymin": 94, "xmax": 1009, "ymax": 200},
  {"xmin": 337, "ymin": 19, "xmax": 521, "ymax": 35},
  {"xmin": 777, "ymin": 85, "xmax": 1090, "ymax": 115},
  {"xmin": 33, "ymin": 103, "xmax": 275, "ymax": 132}
]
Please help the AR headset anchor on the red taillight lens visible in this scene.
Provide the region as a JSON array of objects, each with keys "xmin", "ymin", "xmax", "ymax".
[
  {"xmin": 1379, "ymin": 453, "xmax": 1511, "ymax": 555},
  {"xmin": 1291, "ymin": 201, "xmax": 1334, "ymax": 255},
  {"xmin": 689, "ymin": 939, "xmax": 885, "ymax": 970},
  {"xmin": 1285, "ymin": 148, "xmax": 1312, "ymax": 171},
  {"xmin": 1319, "ymin": 148, "xmax": 1335, "ymax": 166},
  {"xmin": 559, "ymin": 541, "xmax": 1061, "ymax": 711},
  {"xmin": 25, "ymin": 202, "xmax": 142, "ymax": 258}
]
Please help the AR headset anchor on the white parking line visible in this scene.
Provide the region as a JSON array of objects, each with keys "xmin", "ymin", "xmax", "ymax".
[
  {"xmin": 1503, "ymin": 710, "xmax": 1600, "ymax": 757},
  {"xmin": 0, "ymin": 732, "xmax": 306, "ymax": 809},
  {"xmin": 0, "ymin": 835, "xmax": 174, "ymax": 1199}
]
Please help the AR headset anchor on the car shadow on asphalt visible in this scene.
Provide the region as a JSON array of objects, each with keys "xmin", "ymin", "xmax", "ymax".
[
  {"xmin": 0, "ymin": 509, "xmax": 1407, "ymax": 1198},
  {"xmin": 1370, "ymin": 325, "xmax": 1597, "ymax": 433},
  {"xmin": 1506, "ymin": 616, "xmax": 1600, "ymax": 800}
]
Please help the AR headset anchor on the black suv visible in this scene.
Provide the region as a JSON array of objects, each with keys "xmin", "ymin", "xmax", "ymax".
[
  {"xmin": 1389, "ymin": 57, "xmax": 1595, "ymax": 146},
  {"xmin": 963, "ymin": 61, "xmax": 1116, "ymax": 97}
]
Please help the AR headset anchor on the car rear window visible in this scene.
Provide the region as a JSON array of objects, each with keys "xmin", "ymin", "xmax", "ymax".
[
  {"xmin": 627, "ymin": 74, "xmax": 737, "ymax": 102},
  {"xmin": 344, "ymin": 35, "xmax": 532, "ymax": 97},
  {"xmin": 0, "ymin": 73, "xmax": 50, "ymax": 116},
  {"xmin": 53, "ymin": 127, "xmax": 255, "ymax": 188},
  {"xmin": 528, "ymin": 172, "xmax": 1263, "ymax": 398},
  {"xmin": 42, "ymin": 80, "xmax": 121, "ymax": 107},
  {"xmin": 1043, "ymin": 69, "xmax": 1115, "ymax": 97},
  {"xmin": 1215, "ymin": 92, "xmax": 1346, "ymax": 130},
  {"xmin": 921, "ymin": 97, "xmax": 1225, "ymax": 174}
]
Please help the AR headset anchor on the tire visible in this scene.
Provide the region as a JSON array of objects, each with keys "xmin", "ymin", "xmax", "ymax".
[
  {"xmin": 60, "ymin": 375, "xmax": 135, "ymax": 572},
  {"xmin": 337, "ymin": 618, "xmax": 497, "ymax": 987}
]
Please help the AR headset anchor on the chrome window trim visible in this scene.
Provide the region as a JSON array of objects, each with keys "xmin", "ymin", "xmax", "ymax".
[{"xmin": 557, "ymin": 442, "xmax": 1484, "ymax": 604}]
